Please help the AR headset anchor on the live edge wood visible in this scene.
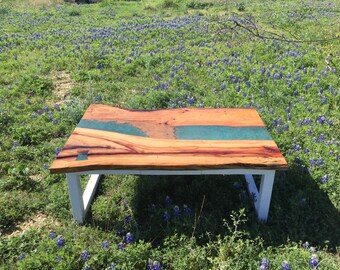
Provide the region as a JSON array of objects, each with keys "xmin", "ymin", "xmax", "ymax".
[{"xmin": 50, "ymin": 105, "xmax": 288, "ymax": 174}]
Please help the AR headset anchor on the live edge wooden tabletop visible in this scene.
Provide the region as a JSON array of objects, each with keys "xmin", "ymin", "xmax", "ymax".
[{"xmin": 49, "ymin": 104, "xmax": 288, "ymax": 174}]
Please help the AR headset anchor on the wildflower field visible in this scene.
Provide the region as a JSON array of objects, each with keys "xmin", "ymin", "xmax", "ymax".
[{"xmin": 0, "ymin": 0, "xmax": 339, "ymax": 269}]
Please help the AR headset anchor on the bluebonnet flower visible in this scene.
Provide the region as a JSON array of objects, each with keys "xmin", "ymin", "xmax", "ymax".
[
  {"xmin": 318, "ymin": 134, "xmax": 325, "ymax": 142},
  {"xmin": 56, "ymin": 256, "xmax": 62, "ymax": 262},
  {"xmin": 187, "ymin": 97, "xmax": 195, "ymax": 105},
  {"xmin": 259, "ymin": 258, "xmax": 270, "ymax": 269},
  {"xmin": 81, "ymin": 250, "xmax": 90, "ymax": 261},
  {"xmin": 107, "ymin": 263, "xmax": 119, "ymax": 270},
  {"xmin": 101, "ymin": 240, "xmax": 110, "ymax": 249},
  {"xmin": 53, "ymin": 119, "xmax": 59, "ymax": 125},
  {"xmin": 233, "ymin": 181, "xmax": 242, "ymax": 190},
  {"xmin": 283, "ymin": 124, "xmax": 289, "ymax": 131},
  {"xmin": 307, "ymin": 128, "xmax": 312, "ymax": 136},
  {"xmin": 55, "ymin": 104, "xmax": 60, "ymax": 111},
  {"xmin": 281, "ymin": 260, "xmax": 291, "ymax": 270},
  {"xmin": 163, "ymin": 211, "xmax": 171, "ymax": 223},
  {"xmin": 317, "ymin": 158, "xmax": 323, "ymax": 166},
  {"xmin": 309, "ymin": 255, "xmax": 319, "ymax": 268},
  {"xmin": 117, "ymin": 243, "xmax": 126, "ymax": 251},
  {"xmin": 293, "ymin": 144, "xmax": 301, "ymax": 151},
  {"xmin": 269, "ymin": 108, "xmax": 274, "ymax": 114},
  {"xmin": 317, "ymin": 115, "xmax": 325, "ymax": 124},
  {"xmin": 183, "ymin": 204, "xmax": 192, "ymax": 215},
  {"xmin": 295, "ymin": 157, "xmax": 301, "ymax": 164},
  {"xmin": 321, "ymin": 174, "xmax": 331, "ymax": 183},
  {"xmin": 173, "ymin": 205, "xmax": 180, "ymax": 218},
  {"xmin": 124, "ymin": 216, "xmax": 131, "ymax": 225},
  {"xmin": 84, "ymin": 266, "xmax": 91, "ymax": 270},
  {"xmin": 125, "ymin": 232, "xmax": 134, "ymax": 244},
  {"xmin": 164, "ymin": 196, "xmax": 172, "ymax": 206},
  {"xmin": 309, "ymin": 247, "xmax": 317, "ymax": 254},
  {"xmin": 310, "ymin": 158, "xmax": 316, "ymax": 166},
  {"xmin": 49, "ymin": 231, "xmax": 57, "ymax": 239},
  {"xmin": 44, "ymin": 164, "xmax": 49, "ymax": 170},
  {"xmin": 18, "ymin": 253, "xmax": 26, "ymax": 261},
  {"xmin": 56, "ymin": 235, "xmax": 65, "ymax": 248},
  {"xmin": 55, "ymin": 148, "xmax": 61, "ymax": 156},
  {"xmin": 303, "ymin": 241, "xmax": 310, "ymax": 248},
  {"xmin": 148, "ymin": 260, "xmax": 162, "ymax": 270}
]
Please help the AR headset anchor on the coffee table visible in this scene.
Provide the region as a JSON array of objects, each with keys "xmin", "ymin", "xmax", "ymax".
[{"xmin": 50, "ymin": 104, "xmax": 288, "ymax": 224}]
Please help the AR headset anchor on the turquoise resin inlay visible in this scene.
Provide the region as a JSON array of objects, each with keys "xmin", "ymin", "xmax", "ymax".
[
  {"xmin": 77, "ymin": 120, "xmax": 271, "ymax": 140},
  {"xmin": 77, "ymin": 120, "xmax": 147, "ymax": 137},
  {"xmin": 175, "ymin": 126, "xmax": 272, "ymax": 140},
  {"xmin": 76, "ymin": 153, "xmax": 88, "ymax": 161}
]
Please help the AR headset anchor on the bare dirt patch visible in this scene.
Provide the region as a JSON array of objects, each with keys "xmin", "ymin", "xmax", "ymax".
[
  {"xmin": 8, "ymin": 213, "xmax": 48, "ymax": 237},
  {"xmin": 50, "ymin": 70, "xmax": 73, "ymax": 103}
]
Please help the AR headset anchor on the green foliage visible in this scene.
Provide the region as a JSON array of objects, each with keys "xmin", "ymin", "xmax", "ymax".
[
  {"xmin": 0, "ymin": 191, "xmax": 43, "ymax": 229},
  {"xmin": 17, "ymin": 75, "xmax": 54, "ymax": 97},
  {"xmin": 0, "ymin": 7, "xmax": 10, "ymax": 15},
  {"xmin": 161, "ymin": 0, "xmax": 179, "ymax": 9},
  {"xmin": 237, "ymin": 2, "xmax": 245, "ymax": 12},
  {"xmin": 186, "ymin": 0, "xmax": 213, "ymax": 9},
  {"xmin": 68, "ymin": 8, "xmax": 81, "ymax": 16},
  {"xmin": 0, "ymin": 0, "xmax": 340, "ymax": 268}
]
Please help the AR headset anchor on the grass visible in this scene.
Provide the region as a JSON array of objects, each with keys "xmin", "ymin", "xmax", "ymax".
[{"xmin": 0, "ymin": 0, "xmax": 339, "ymax": 269}]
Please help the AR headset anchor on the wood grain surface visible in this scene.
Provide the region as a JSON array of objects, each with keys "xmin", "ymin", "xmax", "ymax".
[{"xmin": 49, "ymin": 105, "xmax": 288, "ymax": 173}]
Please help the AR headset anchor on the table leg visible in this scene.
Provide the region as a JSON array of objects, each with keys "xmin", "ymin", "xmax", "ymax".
[
  {"xmin": 257, "ymin": 170, "xmax": 275, "ymax": 222},
  {"xmin": 66, "ymin": 173, "xmax": 102, "ymax": 224},
  {"xmin": 66, "ymin": 173, "xmax": 85, "ymax": 224},
  {"xmin": 245, "ymin": 170, "xmax": 275, "ymax": 222}
]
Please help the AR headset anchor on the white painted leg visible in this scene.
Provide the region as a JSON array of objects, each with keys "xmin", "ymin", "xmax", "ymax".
[
  {"xmin": 244, "ymin": 174, "xmax": 259, "ymax": 210},
  {"xmin": 256, "ymin": 170, "xmax": 275, "ymax": 222},
  {"xmin": 83, "ymin": 174, "xmax": 101, "ymax": 213},
  {"xmin": 66, "ymin": 173, "xmax": 85, "ymax": 224}
]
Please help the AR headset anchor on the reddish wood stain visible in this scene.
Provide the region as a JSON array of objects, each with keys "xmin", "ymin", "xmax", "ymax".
[{"xmin": 50, "ymin": 105, "xmax": 288, "ymax": 173}]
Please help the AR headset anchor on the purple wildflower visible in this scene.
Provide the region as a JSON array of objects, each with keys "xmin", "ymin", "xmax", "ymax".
[
  {"xmin": 56, "ymin": 236, "xmax": 65, "ymax": 248},
  {"xmin": 55, "ymin": 148, "xmax": 61, "ymax": 156},
  {"xmin": 81, "ymin": 250, "xmax": 90, "ymax": 261},
  {"xmin": 309, "ymin": 256, "xmax": 319, "ymax": 268},
  {"xmin": 183, "ymin": 204, "xmax": 192, "ymax": 215},
  {"xmin": 259, "ymin": 258, "xmax": 270, "ymax": 269},
  {"xmin": 173, "ymin": 205, "xmax": 180, "ymax": 218},
  {"xmin": 163, "ymin": 211, "xmax": 171, "ymax": 223},
  {"xmin": 49, "ymin": 231, "xmax": 57, "ymax": 239},
  {"xmin": 281, "ymin": 260, "xmax": 291, "ymax": 270},
  {"xmin": 164, "ymin": 196, "xmax": 172, "ymax": 206},
  {"xmin": 125, "ymin": 232, "xmax": 134, "ymax": 244},
  {"xmin": 148, "ymin": 261, "xmax": 162, "ymax": 270},
  {"xmin": 101, "ymin": 241, "xmax": 110, "ymax": 249}
]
